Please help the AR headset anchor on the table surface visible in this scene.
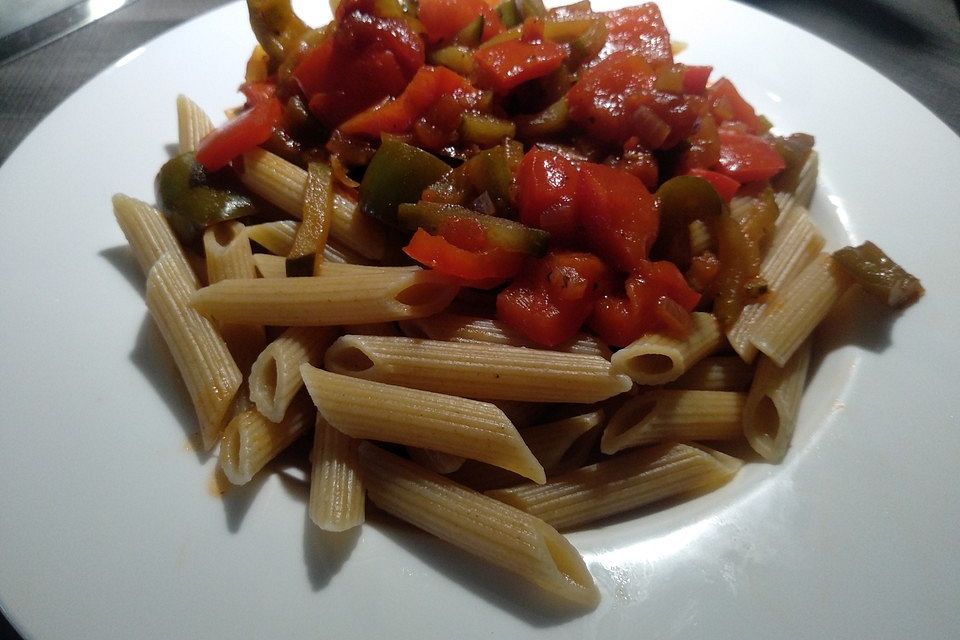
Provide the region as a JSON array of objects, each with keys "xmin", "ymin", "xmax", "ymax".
[{"xmin": 0, "ymin": 0, "xmax": 957, "ymax": 637}]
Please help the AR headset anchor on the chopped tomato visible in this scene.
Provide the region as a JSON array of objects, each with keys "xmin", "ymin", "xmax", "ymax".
[
  {"xmin": 596, "ymin": 4, "xmax": 673, "ymax": 65},
  {"xmin": 681, "ymin": 65, "xmax": 712, "ymax": 95},
  {"xmin": 293, "ymin": 11, "xmax": 424, "ymax": 128},
  {"xmin": 577, "ymin": 163, "xmax": 659, "ymax": 272},
  {"xmin": 473, "ymin": 38, "xmax": 567, "ymax": 94},
  {"xmin": 497, "ymin": 252, "xmax": 613, "ymax": 346},
  {"xmin": 238, "ymin": 81, "xmax": 277, "ymax": 105},
  {"xmin": 403, "ymin": 228, "xmax": 524, "ymax": 283},
  {"xmin": 516, "ymin": 148, "xmax": 580, "ymax": 245},
  {"xmin": 567, "ymin": 52, "xmax": 700, "ymax": 148},
  {"xmin": 686, "ymin": 168, "xmax": 741, "ymax": 202},
  {"xmin": 708, "ymin": 77, "xmax": 763, "ymax": 133},
  {"xmin": 338, "ymin": 65, "xmax": 477, "ymax": 138},
  {"xmin": 714, "ymin": 126, "xmax": 786, "ymax": 183},
  {"xmin": 195, "ymin": 97, "xmax": 283, "ymax": 171},
  {"xmin": 418, "ymin": 0, "xmax": 503, "ymax": 44},
  {"xmin": 589, "ymin": 260, "xmax": 700, "ymax": 346}
]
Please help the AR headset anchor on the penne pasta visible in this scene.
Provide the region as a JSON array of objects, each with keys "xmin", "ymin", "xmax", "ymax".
[
  {"xmin": 246, "ymin": 220, "xmax": 298, "ymax": 256},
  {"xmin": 191, "ymin": 266, "xmax": 460, "ymax": 326},
  {"xmin": 743, "ymin": 339, "xmax": 812, "ymax": 462},
  {"xmin": 144, "ymin": 253, "xmax": 242, "ymax": 450},
  {"xmin": 219, "ymin": 394, "xmax": 315, "ymax": 485},
  {"xmin": 665, "ymin": 356, "xmax": 755, "ymax": 392},
  {"xmin": 399, "ymin": 312, "xmax": 609, "ymax": 357},
  {"xmin": 309, "ymin": 415, "xmax": 365, "ymax": 531},
  {"xmin": 487, "ymin": 443, "xmax": 742, "ymax": 530},
  {"xmin": 601, "ymin": 389, "xmax": 746, "ymax": 454},
  {"xmin": 726, "ymin": 205, "xmax": 825, "ymax": 362},
  {"xmin": 610, "ymin": 312, "xmax": 722, "ymax": 385},
  {"xmin": 252, "ymin": 253, "xmax": 288, "ymax": 279},
  {"xmin": 238, "ymin": 148, "xmax": 387, "ymax": 260},
  {"xmin": 176, "ymin": 94, "xmax": 214, "ymax": 154},
  {"xmin": 112, "ymin": 194, "xmax": 197, "ymax": 286},
  {"xmin": 359, "ymin": 442, "xmax": 599, "ymax": 607},
  {"xmin": 750, "ymin": 253, "xmax": 853, "ymax": 366},
  {"xmin": 323, "ymin": 335, "xmax": 631, "ymax": 403},
  {"xmin": 249, "ymin": 325, "xmax": 339, "ymax": 423},
  {"xmin": 408, "ymin": 448, "xmax": 466, "ymax": 474},
  {"xmin": 300, "ymin": 365, "xmax": 545, "ymax": 483}
]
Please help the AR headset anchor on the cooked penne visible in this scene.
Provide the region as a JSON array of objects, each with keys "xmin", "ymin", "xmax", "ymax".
[
  {"xmin": 203, "ymin": 221, "xmax": 265, "ymax": 374},
  {"xmin": 743, "ymin": 339, "xmax": 812, "ymax": 462},
  {"xmin": 750, "ymin": 253, "xmax": 853, "ymax": 366},
  {"xmin": 219, "ymin": 394, "xmax": 315, "ymax": 485},
  {"xmin": 665, "ymin": 356, "xmax": 755, "ymax": 392},
  {"xmin": 246, "ymin": 220, "xmax": 298, "ymax": 256},
  {"xmin": 112, "ymin": 194, "xmax": 197, "ymax": 285},
  {"xmin": 144, "ymin": 253, "xmax": 242, "ymax": 450},
  {"xmin": 399, "ymin": 312, "xmax": 609, "ymax": 357},
  {"xmin": 176, "ymin": 94, "xmax": 213, "ymax": 154},
  {"xmin": 601, "ymin": 389, "xmax": 746, "ymax": 454},
  {"xmin": 238, "ymin": 148, "xmax": 386, "ymax": 260},
  {"xmin": 249, "ymin": 325, "xmax": 339, "ymax": 423},
  {"xmin": 192, "ymin": 266, "xmax": 460, "ymax": 326},
  {"xmin": 610, "ymin": 312, "xmax": 722, "ymax": 385},
  {"xmin": 323, "ymin": 336, "xmax": 631, "ymax": 403},
  {"xmin": 727, "ymin": 205, "xmax": 825, "ymax": 362},
  {"xmin": 359, "ymin": 442, "xmax": 599, "ymax": 607},
  {"xmin": 252, "ymin": 253, "xmax": 288, "ymax": 279},
  {"xmin": 775, "ymin": 150, "xmax": 819, "ymax": 215},
  {"xmin": 300, "ymin": 365, "xmax": 545, "ymax": 483},
  {"xmin": 487, "ymin": 443, "xmax": 742, "ymax": 530},
  {"xmin": 309, "ymin": 415, "xmax": 364, "ymax": 531},
  {"xmin": 408, "ymin": 448, "xmax": 466, "ymax": 474}
]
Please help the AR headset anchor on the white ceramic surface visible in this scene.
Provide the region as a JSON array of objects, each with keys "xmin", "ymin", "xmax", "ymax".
[{"xmin": 1, "ymin": 1, "xmax": 958, "ymax": 638}]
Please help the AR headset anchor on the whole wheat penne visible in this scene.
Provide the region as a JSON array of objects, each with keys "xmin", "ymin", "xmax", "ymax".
[
  {"xmin": 323, "ymin": 335, "xmax": 631, "ymax": 403},
  {"xmin": 359, "ymin": 442, "xmax": 599, "ymax": 607},
  {"xmin": 750, "ymin": 253, "xmax": 853, "ymax": 366},
  {"xmin": 219, "ymin": 394, "xmax": 315, "ymax": 485},
  {"xmin": 487, "ymin": 443, "xmax": 742, "ymax": 530},
  {"xmin": 176, "ymin": 94, "xmax": 214, "ymax": 154},
  {"xmin": 300, "ymin": 365, "xmax": 545, "ymax": 483},
  {"xmin": 252, "ymin": 253, "xmax": 288, "ymax": 279},
  {"xmin": 726, "ymin": 205, "xmax": 825, "ymax": 362},
  {"xmin": 145, "ymin": 253, "xmax": 242, "ymax": 450},
  {"xmin": 665, "ymin": 356, "xmax": 755, "ymax": 392},
  {"xmin": 249, "ymin": 325, "xmax": 339, "ymax": 422},
  {"xmin": 246, "ymin": 220, "xmax": 298, "ymax": 256},
  {"xmin": 399, "ymin": 312, "xmax": 609, "ymax": 357},
  {"xmin": 203, "ymin": 221, "xmax": 266, "ymax": 374},
  {"xmin": 610, "ymin": 312, "xmax": 722, "ymax": 385},
  {"xmin": 408, "ymin": 448, "xmax": 466, "ymax": 474},
  {"xmin": 601, "ymin": 389, "xmax": 746, "ymax": 454},
  {"xmin": 238, "ymin": 148, "xmax": 386, "ymax": 260},
  {"xmin": 743, "ymin": 339, "xmax": 812, "ymax": 462},
  {"xmin": 112, "ymin": 194, "xmax": 197, "ymax": 286},
  {"xmin": 192, "ymin": 267, "xmax": 460, "ymax": 326},
  {"xmin": 309, "ymin": 415, "xmax": 364, "ymax": 531}
]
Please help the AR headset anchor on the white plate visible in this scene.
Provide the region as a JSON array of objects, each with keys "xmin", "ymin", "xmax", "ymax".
[{"xmin": 1, "ymin": 1, "xmax": 958, "ymax": 638}]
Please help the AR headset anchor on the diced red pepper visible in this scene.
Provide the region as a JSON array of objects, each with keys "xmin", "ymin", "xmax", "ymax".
[
  {"xmin": 708, "ymin": 77, "xmax": 763, "ymax": 133},
  {"xmin": 576, "ymin": 163, "xmax": 659, "ymax": 272},
  {"xmin": 516, "ymin": 148, "xmax": 580, "ymax": 245},
  {"xmin": 418, "ymin": 0, "xmax": 503, "ymax": 44},
  {"xmin": 338, "ymin": 65, "xmax": 477, "ymax": 137},
  {"xmin": 497, "ymin": 252, "xmax": 613, "ymax": 346},
  {"xmin": 714, "ymin": 126, "xmax": 786, "ymax": 183},
  {"xmin": 589, "ymin": 260, "xmax": 700, "ymax": 346},
  {"xmin": 403, "ymin": 228, "xmax": 524, "ymax": 283},
  {"xmin": 596, "ymin": 4, "xmax": 673, "ymax": 65},
  {"xmin": 686, "ymin": 168, "xmax": 741, "ymax": 202},
  {"xmin": 195, "ymin": 97, "xmax": 283, "ymax": 171},
  {"xmin": 473, "ymin": 38, "xmax": 567, "ymax": 94},
  {"xmin": 238, "ymin": 81, "xmax": 277, "ymax": 105},
  {"xmin": 681, "ymin": 65, "xmax": 712, "ymax": 95}
]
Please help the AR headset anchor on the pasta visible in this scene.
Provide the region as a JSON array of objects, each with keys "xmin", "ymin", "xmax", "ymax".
[{"xmin": 115, "ymin": 0, "xmax": 923, "ymax": 610}]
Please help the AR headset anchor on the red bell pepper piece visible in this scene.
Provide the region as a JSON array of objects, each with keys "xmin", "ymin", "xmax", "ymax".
[
  {"xmin": 714, "ymin": 126, "xmax": 786, "ymax": 183},
  {"xmin": 685, "ymin": 167, "xmax": 741, "ymax": 202},
  {"xmin": 195, "ymin": 97, "xmax": 283, "ymax": 171},
  {"xmin": 708, "ymin": 77, "xmax": 763, "ymax": 133},
  {"xmin": 576, "ymin": 163, "xmax": 659, "ymax": 272},
  {"xmin": 473, "ymin": 38, "xmax": 567, "ymax": 93},
  {"xmin": 418, "ymin": 0, "xmax": 503, "ymax": 44},
  {"xmin": 403, "ymin": 228, "xmax": 524, "ymax": 284}
]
